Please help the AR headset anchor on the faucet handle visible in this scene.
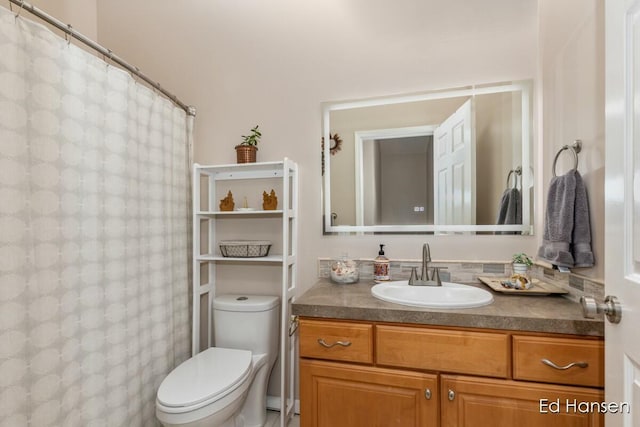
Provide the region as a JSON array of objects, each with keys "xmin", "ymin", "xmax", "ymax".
[
  {"xmin": 408, "ymin": 267, "xmax": 419, "ymax": 286},
  {"xmin": 431, "ymin": 266, "xmax": 448, "ymax": 286}
]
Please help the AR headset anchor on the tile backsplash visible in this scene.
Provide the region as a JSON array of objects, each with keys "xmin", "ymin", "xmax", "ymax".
[
  {"xmin": 318, "ymin": 258, "xmax": 604, "ymax": 302},
  {"xmin": 528, "ymin": 264, "xmax": 605, "ymax": 302}
]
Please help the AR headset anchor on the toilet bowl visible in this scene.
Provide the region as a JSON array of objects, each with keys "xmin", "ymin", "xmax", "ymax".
[{"xmin": 156, "ymin": 294, "xmax": 279, "ymax": 427}]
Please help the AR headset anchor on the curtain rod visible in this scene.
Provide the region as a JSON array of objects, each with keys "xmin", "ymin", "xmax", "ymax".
[{"xmin": 8, "ymin": 0, "xmax": 196, "ymax": 116}]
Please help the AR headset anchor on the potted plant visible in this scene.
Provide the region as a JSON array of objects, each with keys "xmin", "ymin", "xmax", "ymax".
[
  {"xmin": 235, "ymin": 125, "xmax": 261, "ymax": 163},
  {"xmin": 512, "ymin": 253, "xmax": 533, "ymax": 275}
]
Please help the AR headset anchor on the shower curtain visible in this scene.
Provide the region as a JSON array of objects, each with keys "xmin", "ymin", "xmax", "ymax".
[{"xmin": 0, "ymin": 6, "xmax": 191, "ymax": 426}]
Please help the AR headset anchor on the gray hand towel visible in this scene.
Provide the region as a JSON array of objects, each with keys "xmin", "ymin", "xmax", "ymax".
[
  {"xmin": 572, "ymin": 171, "xmax": 594, "ymax": 267},
  {"xmin": 496, "ymin": 188, "xmax": 522, "ymax": 234},
  {"xmin": 537, "ymin": 170, "xmax": 594, "ymax": 268}
]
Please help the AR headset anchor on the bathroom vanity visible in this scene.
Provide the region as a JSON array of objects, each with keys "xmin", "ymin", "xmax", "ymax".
[{"xmin": 293, "ymin": 280, "xmax": 604, "ymax": 427}]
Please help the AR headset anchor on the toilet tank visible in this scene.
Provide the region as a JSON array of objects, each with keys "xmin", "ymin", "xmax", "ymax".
[{"xmin": 213, "ymin": 294, "xmax": 280, "ymax": 360}]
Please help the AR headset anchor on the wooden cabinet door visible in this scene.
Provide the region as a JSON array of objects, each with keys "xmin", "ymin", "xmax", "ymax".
[
  {"xmin": 441, "ymin": 375, "xmax": 604, "ymax": 427},
  {"xmin": 300, "ymin": 359, "xmax": 438, "ymax": 427}
]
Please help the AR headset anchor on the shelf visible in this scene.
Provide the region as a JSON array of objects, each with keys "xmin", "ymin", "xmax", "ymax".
[
  {"xmin": 192, "ymin": 159, "xmax": 298, "ymax": 426},
  {"xmin": 195, "ymin": 160, "xmax": 285, "ymax": 174},
  {"xmin": 197, "ymin": 210, "xmax": 283, "ymax": 217},
  {"xmin": 195, "ymin": 161, "xmax": 289, "ymax": 180},
  {"xmin": 197, "ymin": 254, "xmax": 284, "ymax": 263}
]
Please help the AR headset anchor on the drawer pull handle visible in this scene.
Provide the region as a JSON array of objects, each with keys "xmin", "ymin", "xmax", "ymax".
[
  {"xmin": 541, "ymin": 358, "xmax": 589, "ymax": 370},
  {"xmin": 424, "ymin": 388, "xmax": 432, "ymax": 400},
  {"xmin": 448, "ymin": 389, "xmax": 455, "ymax": 401},
  {"xmin": 317, "ymin": 338, "xmax": 352, "ymax": 348}
]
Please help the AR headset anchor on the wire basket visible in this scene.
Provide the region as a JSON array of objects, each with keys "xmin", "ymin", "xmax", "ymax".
[{"xmin": 219, "ymin": 240, "xmax": 272, "ymax": 257}]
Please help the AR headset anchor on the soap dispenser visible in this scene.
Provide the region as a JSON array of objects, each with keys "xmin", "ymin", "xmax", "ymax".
[{"xmin": 374, "ymin": 244, "xmax": 390, "ymax": 281}]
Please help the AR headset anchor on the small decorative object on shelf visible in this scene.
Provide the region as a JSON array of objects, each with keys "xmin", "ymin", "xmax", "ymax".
[
  {"xmin": 512, "ymin": 252, "xmax": 533, "ymax": 275},
  {"xmin": 219, "ymin": 191, "xmax": 235, "ymax": 211},
  {"xmin": 262, "ymin": 189, "xmax": 277, "ymax": 210},
  {"xmin": 235, "ymin": 125, "xmax": 261, "ymax": 163},
  {"xmin": 236, "ymin": 196, "xmax": 254, "ymax": 211}
]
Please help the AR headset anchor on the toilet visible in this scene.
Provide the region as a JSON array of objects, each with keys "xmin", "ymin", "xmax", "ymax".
[{"xmin": 156, "ymin": 294, "xmax": 280, "ymax": 427}]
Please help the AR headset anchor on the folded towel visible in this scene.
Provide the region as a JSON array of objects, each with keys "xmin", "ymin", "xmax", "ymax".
[
  {"xmin": 496, "ymin": 187, "xmax": 521, "ymax": 234},
  {"xmin": 537, "ymin": 170, "xmax": 594, "ymax": 268},
  {"xmin": 572, "ymin": 171, "xmax": 594, "ymax": 267}
]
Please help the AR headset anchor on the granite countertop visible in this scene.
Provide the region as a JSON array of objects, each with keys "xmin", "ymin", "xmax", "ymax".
[{"xmin": 292, "ymin": 279, "xmax": 604, "ymax": 337}]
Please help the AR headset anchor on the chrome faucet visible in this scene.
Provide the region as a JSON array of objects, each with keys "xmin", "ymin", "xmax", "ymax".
[
  {"xmin": 409, "ymin": 243, "xmax": 443, "ymax": 286},
  {"xmin": 421, "ymin": 243, "xmax": 431, "ymax": 282}
]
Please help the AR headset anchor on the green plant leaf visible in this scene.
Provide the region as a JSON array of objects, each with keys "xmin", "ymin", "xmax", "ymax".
[
  {"xmin": 512, "ymin": 252, "xmax": 533, "ymax": 266},
  {"xmin": 240, "ymin": 125, "xmax": 261, "ymax": 146}
]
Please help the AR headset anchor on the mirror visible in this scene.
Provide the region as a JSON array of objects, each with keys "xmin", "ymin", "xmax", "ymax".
[{"xmin": 322, "ymin": 81, "xmax": 533, "ymax": 234}]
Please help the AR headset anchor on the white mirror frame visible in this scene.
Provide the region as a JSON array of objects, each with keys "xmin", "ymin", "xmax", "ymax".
[{"xmin": 323, "ymin": 81, "xmax": 533, "ymax": 234}]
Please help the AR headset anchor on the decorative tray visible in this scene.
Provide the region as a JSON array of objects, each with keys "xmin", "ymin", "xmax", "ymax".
[{"xmin": 478, "ymin": 276, "xmax": 568, "ymax": 295}]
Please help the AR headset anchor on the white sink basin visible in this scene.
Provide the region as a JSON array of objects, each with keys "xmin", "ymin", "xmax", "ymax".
[{"xmin": 371, "ymin": 280, "xmax": 494, "ymax": 309}]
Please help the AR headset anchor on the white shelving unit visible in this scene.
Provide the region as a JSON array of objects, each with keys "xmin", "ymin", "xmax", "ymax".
[{"xmin": 192, "ymin": 159, "xmax": 298, "ymax": 427}]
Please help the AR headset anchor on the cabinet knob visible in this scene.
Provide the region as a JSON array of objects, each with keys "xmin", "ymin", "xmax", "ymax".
[
  {"xmin": 317, "ymin": 338, "xmax": 352, "ymax": 348},
  {"xmin": 424, "ymin": 388, "xmax": 431, "ymax": 400},
  {"xmin": 448, "ymin": 389, "xmax": 455, "ymax": 401}
]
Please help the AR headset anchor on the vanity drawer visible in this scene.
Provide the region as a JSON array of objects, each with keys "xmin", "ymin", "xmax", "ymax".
[
  {"xmin": 299, "ymin": 319, "xmax": 373, "ymax": 364},
  {"xmin": 376, "ymin": 325, "xmax": 510, "ymax": 378},
  {"xmin": 512, "ymin": 335, "xmax": 604, "ymax": 387}
]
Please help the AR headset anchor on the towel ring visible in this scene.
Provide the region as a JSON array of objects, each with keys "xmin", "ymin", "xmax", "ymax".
[
  {"xmin": 552, "ymin": 140, "xmax": 582, "ymax": 177},
  {"xmin": 506, "ymin": 166, "xmax": 522, "ymax": 189}
]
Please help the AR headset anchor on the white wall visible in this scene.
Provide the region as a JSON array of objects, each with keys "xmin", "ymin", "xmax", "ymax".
[
  {"xmin": 26, "ymin": 0, "xmax": 97, "ymax": 40},
  {"xmin": 96, "ymin": 0, "xmax": 540, "ymax": 294},
  {"xmin": 538, "ymin": 0, "xmax": 604, "ymax": 280}
]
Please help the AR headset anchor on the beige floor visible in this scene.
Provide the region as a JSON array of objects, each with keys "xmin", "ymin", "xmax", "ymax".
[{"xmin": 265, "ymin": 410, "xmax": 300, "ymax": 427}]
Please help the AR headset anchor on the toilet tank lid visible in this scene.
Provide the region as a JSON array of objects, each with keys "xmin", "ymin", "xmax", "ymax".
[{"xmin": 214, "ymin": 294, "xmax": 279, "ymax": 312}]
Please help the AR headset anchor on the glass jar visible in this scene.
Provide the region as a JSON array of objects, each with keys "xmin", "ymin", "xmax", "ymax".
[{"xmin": 330, "ymin": 255, "xmax": 359, "ymax": 284}]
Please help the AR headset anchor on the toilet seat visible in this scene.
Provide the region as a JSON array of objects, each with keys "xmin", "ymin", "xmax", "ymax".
[{"xmin": 157, "ymin": 347, "xmax": 252, "ymax": 412}]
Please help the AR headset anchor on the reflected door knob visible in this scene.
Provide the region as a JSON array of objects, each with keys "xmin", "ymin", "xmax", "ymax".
[{"xmin": 580, "ymin": 295, "xmax": 622, "ymax": 324}]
